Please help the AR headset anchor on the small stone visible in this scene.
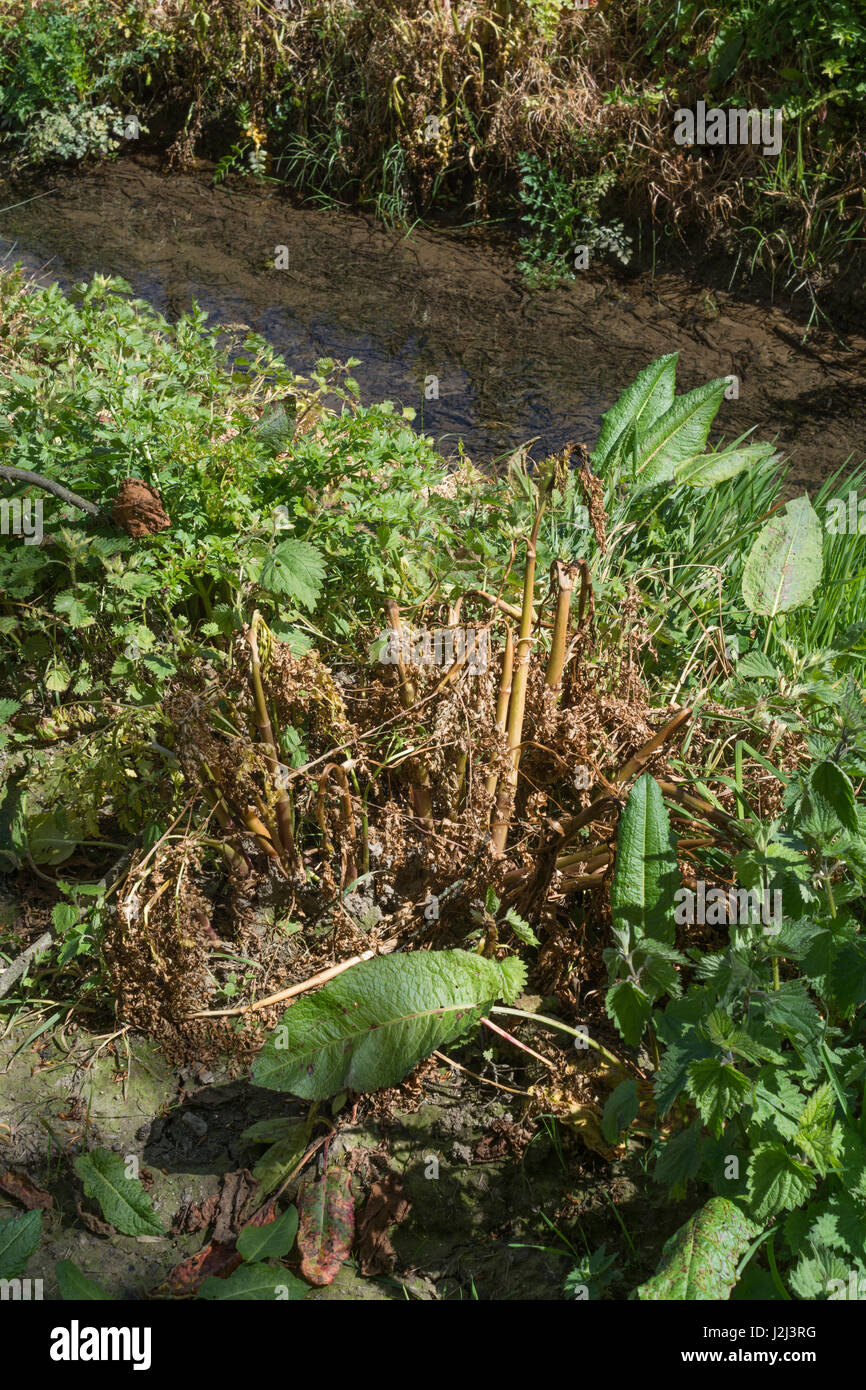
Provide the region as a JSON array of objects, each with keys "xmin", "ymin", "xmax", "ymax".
[{"xmin": 180, "ymin": 1111, "xmax": 207, "ymax": 1137}]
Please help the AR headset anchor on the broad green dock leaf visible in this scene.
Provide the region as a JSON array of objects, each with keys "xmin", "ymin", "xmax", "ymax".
[
  {"xmin": 610, "ymin": 773, "xmax": 679, "ymax": 945},
  {"xmin": 56, "ymin": 1260, "xmax": 111, "ymax": 1300},
  {"xmin": 74, "ymin": 1149, "xmax": 164, "ymax": 1236},
  {"xmin": 591, "ymin": 352, "xmax": 678, "ymax": 473},
  {"xmin": 0, "ymin": 1210, "xmax": 42, "ymax": 1279},
  {"xmin": 742, "ymin": 495, "xmax": 822, "ymax": 617},
  {"xmin": 236, "ymin": 1205, "xmax": 299, "ymax": 1262},
  {"xmin": 629, "ymin": 378, "xmax": 729, "ymax": 486},
  {"xmin": 198, "ymin": 1263, "xmax": 308, "ymax": 1300},
  {"xmin": 252, "ymin": 949, "xmax": 526, "ymax": 1098},
  {"xmin": 676, "ymin": 442, "xmax": 777, "ymax": 487}
]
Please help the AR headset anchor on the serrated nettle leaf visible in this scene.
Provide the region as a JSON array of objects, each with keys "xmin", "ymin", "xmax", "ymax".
[
  {"xmin": 236, "ymin": 1205, "xmax": 299, "ymax": 1262},
  {"xmin": 605, "ymin": 979, "xmax": 652, "ymax": 1048},
  {"xmin": 796, "ymin": 1121, "xmax": 843, "ymax": 1178},
  {"xmin": 736, "ymin": 649, "xmax": 779, "ymax": 680},
  {"xmin": 52, "ymin": 903, "xmax": 79, "ymax": 933},
  {"xmin": 0, "ymin": 1210, "xmax": 42, "ymax": 1279},
  {"xmin": 654, "ymin": 1039, "xmax": 705, "ymax": 1117},
  {"xmin": 642, "ymin": 956, "xmax": 683, "ymax": 999},
  {"xmin": 790, "ymin": 1244, "xmax": 856, "ymax": 1301},
  {"xmin": 747, "ymin": 1143, "xmax": 816, "ymax": 1222},
  {"xmin": 630, "ymin": 378, "xmax": 728, "ymax": 486},
  {"xmin": 45, "ymin": 661, "xmax": 72, "ymax": 693},
  {"xmin": 635, "ymin": 1198, "xmax": 757, "ymax": 1300},
  {"xmin": 687, "ymin": 1056, "xmax": 751, "ymax": 1136},
  {"xmin": 0, "ymin": 698, "xmax": 21, "ymax": 724},
  {"xmin": 654, "ymin": 1123, "xmax": 705, "ymax": 1192},
  {"xmin": 504, "ymin": 906, "xmax": 540, "ymax": 946},
  {"xmin": 257, "ymin": 539, "xmax": 326, "ymax": 610},
  {"xmin": 751, "ymin": 981, "xmax": 822, "ymax": 1046},
  {"xmin": 610, "ymin": 774, "xmax": 679, "ymax": 946},
  {"xmin": 74, "ymin": 1149, "xmax": 164, "ymax": 1236},
  {"xmin": 634, "ymin": 938, "xmax": 689, "ymax": 964},
  {"xmin": 251, "ymin": 950, "xmax": 527, "ymax": 1099},
  {"xmin": 830, "ymin": 942, "xmax": 866, "ymax": 1014},
  {"xmin": 54, "ymin": 591, "xmax": 94, "ymax": 628},
  {"xmin": 591, "ymin": 353, "xmax": 678, "ymax": 474},
  {"xmin": 742, "ymin": 495, "xmax": 823, "ymax": 617},
  {"xmin": 809, "ymin": 761, "xmax": 859, "ymax": 835}
]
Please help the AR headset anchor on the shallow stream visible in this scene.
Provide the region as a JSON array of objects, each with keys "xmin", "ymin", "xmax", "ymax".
[{"xmin": 2, "ymin": 157, "xmax": 865, "ymax": 489}]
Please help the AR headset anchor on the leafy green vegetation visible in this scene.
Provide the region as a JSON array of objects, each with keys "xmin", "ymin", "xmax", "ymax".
[{"xmin": 2, "ymin": 268, "xmax": 866, "ymax": 1302}]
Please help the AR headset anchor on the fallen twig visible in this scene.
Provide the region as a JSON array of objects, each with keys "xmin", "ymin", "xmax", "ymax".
[
  {"xmin": 0, "ymin": 932, "xmax": 52, "ymax": 1000},
  {"xmin": 0, "ymin": 465, "xmax": 102, "ymax": 517},
  {"xmin": 431, "ymin": 1050, "xmax": 533, "ymax": 1097},
  {"xmin": 187, "ymin": 940, "xmax": 398, "ymax": 1018}
]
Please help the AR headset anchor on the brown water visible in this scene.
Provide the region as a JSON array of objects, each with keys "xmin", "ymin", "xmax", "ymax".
[{"xmin": 2, "ymin": 156, "xmax": 865, "ymax": 488}]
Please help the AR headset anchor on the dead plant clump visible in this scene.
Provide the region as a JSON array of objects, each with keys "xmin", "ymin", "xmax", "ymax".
[
  {"xmin": 101, "ymin": 596, "xmax": 692, "ymax": 1059},
  {"xmin": 97, "ymin": 450, "xmax": 798, "ymax": 1065}
]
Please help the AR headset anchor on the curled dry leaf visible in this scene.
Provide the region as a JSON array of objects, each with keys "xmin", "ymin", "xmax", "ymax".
[
  {"xmin": 211, "ymin": 1168, "xmax": 259, "ymax": 1245},
  {"xmin": 170, "ymin": 1191, "xmax": 220, "ymax": 1236},
  {"xmin": 75, "ymin": 1199, "xmax": 115, "ymax": 1237},
  {"xmin": 0, "ymin": 1169, "xmax": 53, "ymax": 1211},
  {"xmin": 110, "ymin": 479, "xmax": 171, "ymax": 538}
]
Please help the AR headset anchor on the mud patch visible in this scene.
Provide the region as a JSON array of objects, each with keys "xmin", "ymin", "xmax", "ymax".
[{"xmin": 0, "ymin": 1024, "xmax": 692, "ymax": 1300}]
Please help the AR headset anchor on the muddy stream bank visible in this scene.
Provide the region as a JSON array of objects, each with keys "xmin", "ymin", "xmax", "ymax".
[{"xmin": 2, "ymin": 157, "xmax": 865, "ymax": 489}]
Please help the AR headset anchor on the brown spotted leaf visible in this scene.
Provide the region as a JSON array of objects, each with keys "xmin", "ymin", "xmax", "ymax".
[
  {"xmin": 297, "ymin": 1163, "xmax": 354, "ymax": 1287},
  {"xmin": 635, "ymin": 1198, "xmax": 759, "ymax": 1300},
  {"xmin": 164, "ymin": 1241, "xmax": 242, "ymax": 1296}
]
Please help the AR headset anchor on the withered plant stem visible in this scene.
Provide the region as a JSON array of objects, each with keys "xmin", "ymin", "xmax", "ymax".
[
  {"xmin": 316, "ymin": 763, "xmax": 358, "ymax": 884},
  {"xmin": 485, "ymin": 624, "xmax": 513, "ymax": 809},
  {"xmin": 451, "ymin": 751, "xmax": 468, "ymax": 820},
  {"xmin": 201, "ymin": 760, "xmax": 280, "ymax": 865},
  {"xmin": 481, "ymin": 1016, "xmax": 557, "ymax": 1070},
  {"xmin": 491, "ymin": 480, "xmax": 550, "ymax": 855},
  {"xmin": 186, "ymin": 945, "xmax": 397, "ymax": 1018},
  {"xmin": 348, "ymin": 768, "xmax": 370, "ymax": 876},
  {"xmin": 545, "ymin": 560, "xmax": 578, "ymax": 690},
  {"xmin": 613, "ymin": 707, "xmax": 692, "ymax": 785},
  {"xmin": 491, "ymin": 1006, "xmax": 644, "ymax": 1078}
]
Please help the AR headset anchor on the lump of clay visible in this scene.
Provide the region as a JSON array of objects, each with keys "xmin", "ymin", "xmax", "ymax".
[{"xmin": 111, "ymin": 479, "xmax": 171, "ymax": 537}]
